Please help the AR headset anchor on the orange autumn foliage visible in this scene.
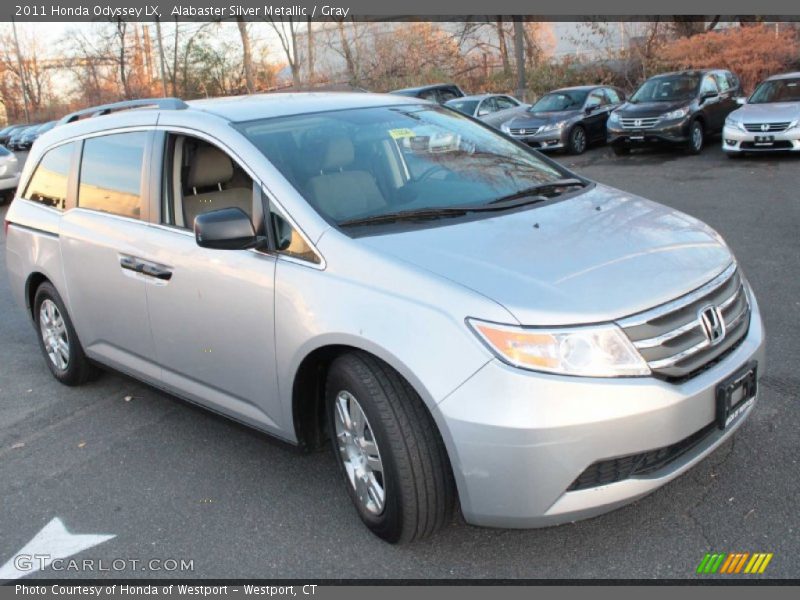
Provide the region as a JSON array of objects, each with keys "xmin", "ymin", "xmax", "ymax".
[{"xmin": 658, "ymin": 25, "xmax": 799, "ymax": 92}]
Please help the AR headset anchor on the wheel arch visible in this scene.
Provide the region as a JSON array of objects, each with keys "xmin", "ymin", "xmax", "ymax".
[
  {"xmin": 25, "ymin": 271, "xmax": 51, "ymax": 319},
  {"xmin": 289, "ymin": 339, "xmax": 439, "ymax": 452}
]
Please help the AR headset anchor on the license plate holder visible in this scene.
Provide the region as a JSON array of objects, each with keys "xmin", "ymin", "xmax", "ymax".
[
  {"xmin": 715, "ymin": 361, "xmax": 757, "ymax": 430},
  {"xmin": 754, "ymin": 135, "xmax": 774, "ymax": 143}
]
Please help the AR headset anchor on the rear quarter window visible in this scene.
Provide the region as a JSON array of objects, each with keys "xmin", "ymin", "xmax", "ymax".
[{"xmin": 22, "ymin": 142, "xmax": 75, "ymax": 210}]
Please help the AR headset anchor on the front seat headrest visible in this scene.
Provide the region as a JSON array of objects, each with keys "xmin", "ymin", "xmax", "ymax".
[
  {"xmin": 187, "ymin": 146, "xmax": 234, "ymax": 189},
  {"xmin": 319, "ymin": 136, "xmax": 355, "ymax": 172}
]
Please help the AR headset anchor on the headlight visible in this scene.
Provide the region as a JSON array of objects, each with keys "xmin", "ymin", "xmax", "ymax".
[
  {"xmin": 540, "ymin": 120, "xmax": 566, "ymax": 133},
  {"xmin": 788, "ymin": 119, "xmax": 799, "ymax": 130},
  {"xmin": 661, "ymin": 108, "xmax": 688, "ymax": 120},
  {"xmin": 725, "ymin": 116, "xmax": 746, "ymax": 132},
  {"xmin": 501, "ymin": 123, "xmax": 511, "ymax": 133},
  {"xmin": 468, "ymin": 319, "xmax": 651, "ymax": 377},
  {"xmin": 607, "ymin": 111, "xmax": 620, "ymax": 124}
]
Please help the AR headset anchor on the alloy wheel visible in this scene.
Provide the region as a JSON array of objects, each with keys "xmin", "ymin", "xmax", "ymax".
[
  {"xmin": 572, "ymin": 127, "xmax": 587, "ymax": 153},
  {"xmin": 39, "ymin": 299, "xmax": 70, "ymax": 371},
  {"xmin": 692, "ymin": 123, "xmax": 704, "ymax": 152},
  {"xmin": 333, "ymin": 390, "xmax": 386, "ymax": 515}
]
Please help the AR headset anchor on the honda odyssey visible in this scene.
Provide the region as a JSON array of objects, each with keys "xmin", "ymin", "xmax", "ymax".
[{"xmin": 4, "ymin": 94, "xmax": 765, "ymax": 543}]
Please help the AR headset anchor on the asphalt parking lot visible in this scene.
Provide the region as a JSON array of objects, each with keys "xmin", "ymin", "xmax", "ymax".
[{"xmin": 1, "ymin": 144, "xmax": 798, "ymax": 580}]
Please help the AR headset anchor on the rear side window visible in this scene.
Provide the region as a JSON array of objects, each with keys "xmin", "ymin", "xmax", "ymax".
[
  {"xmin": 78, "ymin": 132, "xmax": 147, "ymax": 219},
  {"xmin": 23, "ymin": 142, "xmax": 74, "ymax": 210}
]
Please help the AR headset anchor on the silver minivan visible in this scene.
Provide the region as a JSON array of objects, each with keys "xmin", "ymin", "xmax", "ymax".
[{"xmin": 4, "ymin": 94, "xmax": 765, "ymax": 543}]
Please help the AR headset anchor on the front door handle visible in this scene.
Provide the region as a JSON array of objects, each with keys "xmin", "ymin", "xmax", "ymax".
[{"xmin": 119, "ymin": 255, "xmax": 141, "ymax": 272}]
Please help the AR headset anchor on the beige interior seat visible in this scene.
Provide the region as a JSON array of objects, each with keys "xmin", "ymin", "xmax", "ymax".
[
  {"xmin": 183, "ymin": 146, "xmax": 252, "ymax": 227},
  {"xmin": 306, "ymin": 137, "xmax": 386, "ymax": 221}
]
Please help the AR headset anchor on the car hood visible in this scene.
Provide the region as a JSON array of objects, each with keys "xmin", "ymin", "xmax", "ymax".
[
  {"xmin": 506, "ymin": 110, "xmax": 580, "ymax": 127},
  {"xmin": 616, "ymin": 100, "xmax": 690, "ymax": 118},
  {"xmin": 731, "ymin": 102, "xmax": 800, "ymax": 122},
  {"xmin": 359, "ymin": 184, "xmax": 733, "ymax": 325}
]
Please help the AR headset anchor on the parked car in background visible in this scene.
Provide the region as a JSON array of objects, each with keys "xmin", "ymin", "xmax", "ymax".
[
  {"xmin": 723, "ymin": 71, "xmax": 800, "ymax": 156},
  {"xmin": 444, "ymin": 94, "xmax": 525, "ymax": 127},
  {"xmin": 0, "ymin": 124, "xmax": 25, "ymax": 146},
  {"xmin": 0, "ymin": 145, "xmax": 20, "ymax": 203},
  {"xmin": 7, "ymin": 124, "xmax": 38, "ymax": 151},
  {"xmin": 608, "ymin": 69, "xmax": 742, "ymax": 155},
  {"xmin": 6, "ymin": 94, "xmax": 764, "ymax": 543},
  {"xmin": 501, "ymin": 85, "xmax": 625, "ymax": 154},
  {"xmin": 18, "ymin": 121, "xmax": 57, "ymax": 151},
  {"xmin": 389, "ymin": 83, "xmax": 466, "ymax": 104}
]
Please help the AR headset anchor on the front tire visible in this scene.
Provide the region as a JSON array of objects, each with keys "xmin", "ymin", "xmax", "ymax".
[
  {"xmin": 326, "ymin": 352, "xmax": 455, "ymax": 543},
  {"xmin": 567, "ymin": 125, "xmax": 587, "ymax": 155},
  {"xmin": 686, "ymin": 120, "xmax": 705, "ymax": 154},
  {"xmin": 33, "ymin": 282, "xmax": 97, "ymax": 386}
]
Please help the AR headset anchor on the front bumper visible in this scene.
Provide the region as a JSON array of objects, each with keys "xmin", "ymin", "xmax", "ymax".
[
  {"xmin": 722, "ymin": 125, "xmax": 800, "ymax": 153},
  {"xmin": 434, "ymin": 293, "xmax": 765, "ymax": 528},
  {"xmin": 608, "ymin": 118, "xmax": 692, "ymax": 147},
  {"xmin": 507, "ymin": 128, "xmax": 567, "ymax": 151}
]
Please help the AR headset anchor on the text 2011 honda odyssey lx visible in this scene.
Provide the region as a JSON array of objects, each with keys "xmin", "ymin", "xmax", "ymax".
[{"xmin": 4, "ymin": 94, "xmax": 764, "ymax": 543}]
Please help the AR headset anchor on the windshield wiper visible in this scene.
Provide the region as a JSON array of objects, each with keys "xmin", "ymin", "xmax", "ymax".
[
  {"xmin": 488, "ymin": 178, "xmax": 586, "ymax": 205},
  {"xmin": 339, "ymin": 207, "xmax": 474, "ymax": 227},
  {"xmin": 339, "ymin": 194, "xmax": 555, "ymax": 227}
]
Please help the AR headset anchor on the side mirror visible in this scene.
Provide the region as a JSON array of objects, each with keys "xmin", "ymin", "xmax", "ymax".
[
  {"xmin": 477, "ymin": 109, "xmax": 489, "ymax": 117},
  {"xmin": 700, "ymin": 92, "xmax": 719, "ymax": 103},
  {"xmin": 736, "ymin": 96, "xmax": 747, "ymax": 105},
  {"xmin": 585, "ymin": 104, "xmax": 599, "ymax": 114},
  {"xmin": 194, "ymin": 207, "xmax": 263, "ymax": 250}
]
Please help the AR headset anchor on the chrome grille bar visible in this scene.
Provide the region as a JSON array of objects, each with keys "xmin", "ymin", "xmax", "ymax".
[
  {"xmin": 618, "ymin": 263, "xmax": 736, "ymax": 328},
  {"xmin": 618, "ymin": 264, "xmax": 751, "ymax": 379}
]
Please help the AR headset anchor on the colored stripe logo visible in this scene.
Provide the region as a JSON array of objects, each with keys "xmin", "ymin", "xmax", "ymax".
[{"xmin": 697, "ymin": 552, "xmax": 773, "ymax": 574}]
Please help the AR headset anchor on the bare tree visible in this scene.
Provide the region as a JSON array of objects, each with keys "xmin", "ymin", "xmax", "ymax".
[
  {"xmin": 306, "ymin": 17, "xmax": 315, "ymax": 81},
  {"xmin": 496, "ymin": 17, "xmax": 510, "ymax": 75},
  {"xmin": 267, "ymin": 17, "xmax": 300, "ymax": 85},
  {"xmin": 236, "ymin": 18, "xmax": 255, "ymax": 93}
]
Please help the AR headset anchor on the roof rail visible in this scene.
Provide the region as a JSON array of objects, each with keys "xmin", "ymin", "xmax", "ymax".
[{"xmin": 59, "ymin": 97, "xmax": 188, "ymax": 125}]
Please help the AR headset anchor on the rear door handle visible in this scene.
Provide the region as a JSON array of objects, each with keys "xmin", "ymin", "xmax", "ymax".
[{"xmin": 140, "ymin": 262, "xmax": 173, "ymax": 281}]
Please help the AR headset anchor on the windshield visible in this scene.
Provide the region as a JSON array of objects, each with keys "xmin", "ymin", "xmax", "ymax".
[
  {"xmin": 530, "ymin": 91, "xmax": 588, "ymax": 112},
  {"xmin": 631, "ymin": 75, "xmax": 700, "ymax": 103},
  {"xmin": 235, "ymin": 104, "xmax": 568, "ymax": 227},
  {"xmin": 445, "ymin": 100, "xmax": 479, "ymax": 115},
  {"xmin": 749, "ymin": 78, "xmax": 800, "ymax": 103}
]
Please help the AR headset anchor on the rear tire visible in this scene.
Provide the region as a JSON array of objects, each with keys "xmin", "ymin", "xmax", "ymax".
[
  {"xmin": 33, "ymin": 282, "xmax": 97, "ymax": 386},
  {"xmin": 612, "ymin": 145, "xmax": 631, "ymax": 156},
  {"xmin": 325, "ymin": 351, "xmax": 455, "ymax": 543}
]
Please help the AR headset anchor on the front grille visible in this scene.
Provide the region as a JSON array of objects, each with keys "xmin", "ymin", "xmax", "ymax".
[
  {"xmin": 743, "ymin": 122, "xmax": 791, "ymax": 133},
  {"xmin": 618, "ymin": 264, "xmax": 751, "ymax": 380},
  {"xmin": 620, "ymin": 117, "xmax": 660, "ymax": 130},
  {"xmin": 567, "ymin": 422, "xmax": 716, "ymax": 491},
  {"xmin": 509, "ymin": 127, "xmax": 541, "ymax": 136}
]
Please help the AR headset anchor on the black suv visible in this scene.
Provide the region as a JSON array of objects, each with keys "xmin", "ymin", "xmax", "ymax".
[
  {"xmin": 607, "ymin": 69, "xmax": 742, "ymax": 155},
  {"xmin": 389, "ymin": 83, "xmax": 466, "ymax": 104}
]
